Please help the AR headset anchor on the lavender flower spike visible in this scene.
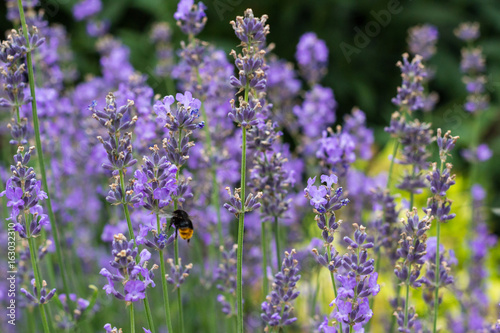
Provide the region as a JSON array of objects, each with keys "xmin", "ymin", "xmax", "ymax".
[{"xmin": 261, "ymin": 249, "xmax": 301, "ymax": 331}]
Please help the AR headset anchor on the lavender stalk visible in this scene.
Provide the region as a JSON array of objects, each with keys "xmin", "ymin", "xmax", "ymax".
[{"xmin": 16, "ymin": 0, "xmax": 71, "ymax": 301}]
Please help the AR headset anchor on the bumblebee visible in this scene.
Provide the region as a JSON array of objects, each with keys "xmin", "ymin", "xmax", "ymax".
[{"xmin": 168, "ymin": 209, "xmax": 194, "ymax": 242}]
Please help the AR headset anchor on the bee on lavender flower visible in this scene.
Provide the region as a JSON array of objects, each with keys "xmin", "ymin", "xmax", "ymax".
[{"xmin": 160, "ymin": 209, "xmax": 194, "ymax": 242}]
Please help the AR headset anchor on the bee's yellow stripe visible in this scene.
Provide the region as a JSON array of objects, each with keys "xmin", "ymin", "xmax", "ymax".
[{"xmin": 179, "ymin": 228, "xmax": 193, "ymax": 240}]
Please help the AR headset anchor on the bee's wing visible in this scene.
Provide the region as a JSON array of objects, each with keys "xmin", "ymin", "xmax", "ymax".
[{"xmin": 157, "ymin": 210, "xmax": 174, "ymax": 219}]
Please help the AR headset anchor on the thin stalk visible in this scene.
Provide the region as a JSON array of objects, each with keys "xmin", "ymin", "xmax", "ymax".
[
  {"xmin": 17, "ymin": 0, "xmax": 70, "ymax": 301},
  {"xmin": 130, "ymin": 303, "xmax": 136, "ymax": 333},
  {"xmin": 195, "ymin": 68, "xmax": 223, "ymax": 247},
  {"xmin": 157, "ymin": 213, "xmax": 174, "ymax": 333},
  {"xmin": 403, "ymin": 274, "xmax": 411, "ymax": 328},
  {"xmin": 261, "ymin": 221, "xmax": 269, "ymax": 295},
  {"xmin": 327, "ymin": 249, "xmax": 343, "ymax": 333},
  {"xmin": 118, "ymin": 170, "xmax": 156, "ymax": 333},
  {"xmin": 387, "ymin": 141, "xmax": 400, "ymax": 189},
  {"xmin": 273, "ymin": 216, "xmax": 281, "ymax": 270},
  {"xmin": 174, "ymin": 238, "xmax": 185, "ymax": 333},
  {"xmin": 389, "ymin": 285, "xmax": 401, "ymax": 333},
  {"xmin": 366, "ymin": 251, "xmax": 382, "ymax": 332},
  {"xmin": 433, "ymin": 220, "xmax": 441, "ymax": 332},
  {"xmin": 432, "ymin": 161, "xmax": 445, "ymax": 333},
  {"xmin": 27, "ymin": 236, "xmax": 50, "ymax": 333},
  {"xmin": 172, "ymin": 128, "xmax": 186, "ymax": 333},
  {"xmin": 236, "ymin": 126, "xmax": 247, "ymax": 333}
]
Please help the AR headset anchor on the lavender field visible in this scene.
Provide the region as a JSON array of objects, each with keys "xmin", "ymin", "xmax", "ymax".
[{"xmin": 1, "ymin": 0, "xmax": 499, "ymax": 332}]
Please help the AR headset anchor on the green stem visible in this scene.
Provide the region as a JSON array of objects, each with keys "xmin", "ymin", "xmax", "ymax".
[
  {"xmin": 433, "ymin": 220, "xmax": 441, "ymax": 333},
  {"xmin": 403, "ymin": 274, "xmax": 411, "ymax": 328},
  {"xmin": 366, "ymin": 251, "xmax": 381, "ymax": 332},
  {"xmin": 118, "ymin": 170, "xmax": 155, "ymax": 333},
  {"xmin": 261, "ymin": 221, "xmax": 269, "ymax": 296},
  {"xmin": 174, "ymin": 238, "xmax": 185, "ymax": 333},
  {"xmin": 130, "ymin": 303, "xmax": 136, "ymax": 333},
  {"xmin": 196, "ymin": 67, "xmax": 223, "ymax": 247},
  {"xmin": 157, "ymin": 213, "xmax": 174, "ymax": 333},
  {"xmin": 327, "ymin": 249, "xmax": 343, "ymax": 333},
  {"xmin": 27, "ymin": 235, "xmax": 50, "ymax": 333},
  {"xmin": 389, "ymin": 285, "xmax": 401, "ymax": 333},
  {"xmin": 119, "ymin": 170, "xmax": 136, "ymax": 242},
  {"xmin": 236, "ymin": 126, "xmax": 247, "ymax": 333},
  {"xmin": 16, "ymin": 0, "xmax": 70, "ymax": 302},
  {"xmin": 387, "ymin": 141, "xmax": 400, "ymax": 189},
  {"xmin": 273, "ymin": 216, "xmax": 281, "ymax": 270},
  {"xmin": 433, "ymin": 161, "xmax": 445, "ymax": 333}
]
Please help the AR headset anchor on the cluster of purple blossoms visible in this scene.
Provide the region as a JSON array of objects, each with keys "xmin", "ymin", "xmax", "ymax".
[
  {"xmin": 421, "ymin": 237, "xmax": 457, "ymax": 307},
  {"xmin": 57, "ymin": 293, "xmax": 92, "ymax": 328},
  {"xmin": 371, "ymin": 188, "xmax": 401, "ymax": 264},
  {"xmin": 332, "ymin": 225, "xmax": 380, "ymax": 331},
  {"xmin": 456, "ymin": 22, "xmax": 489, "ymax": 113},
  {"xmin": 229, "ymin": 10, "xmax": 269, "ymax": 96},
  {"xmin": 316, "ymin": 128, "xmax": 356, "ymax": 178},
  {"xmin": 0, "ymin": 27, "xmax": 43, "ymax": 112},
  {"xmin": 407, "ymin": 24, "xmax": 438, "ymax": 61},
  {"xmin": 165, "ymin": 257, "xmax": 193, "ymax": 289},
  {"xmin": 343, "ymin": 108, "xmax": 374, "ymax": 161},
  {"xmin": 150, "ymin": 23, "xmax": 174, "ymax": 79},
  {"xmin": 407, "ymin": 24, "xmax": 440, "ymax": 112},
  {"xmin": 261, "ymin": 250, "xmax": 301, "ymax": 330},
  {"xmin": 20, "ymin": 278, "xmax": 56, "ymax": 305},
  {"xmin": 1, "ymin": 146, "xmax": 49, "ymax": 237},
  {"xmin": 215, "ymin": 244, "xmax": 238, "ymax": 316},
  {"xmin": 293, "ymin": 84, "xmax": 337, "ymax": 138},
  {"xmin": 385, "ymin": 112, "xmax": 434, "ymax": 194},
  {"xmin": 100, "ymin": 233, "xmax": 157, "ymax": 302},
  {"xmin": 174, "ymin": 0, "xmax": 207, "ymax": 36},
  {"xmin": 224, "ymin": 186, "xmax": 262, "ymax": 217},
  {"xmin": 91, "ymin": 93, "xmax": 138, "ymax": 173},
  {"xmin": 393, "ymin": 209, "xmax": 432, "ymax": 332},
  {"xmin": 306, "ymin": 174, "xmax": 349, "ymax": 287},
  {"xmin": 133, "ymin": 145, "xmax": 178, "ymax": 211},
  {"xmin": 156, "ymin": 92, "xmax": 204, "ymax": 165},
  {"xmin": 391, "ymin": 53, "xmax": 427, "ymax": 112},
  {"xmin": 448, "ymin": 184, "xmax": 498, "ymax": 332},
  {"xmin": 295, "ymin": 32, "xmax": 328, "ymax": 84}
]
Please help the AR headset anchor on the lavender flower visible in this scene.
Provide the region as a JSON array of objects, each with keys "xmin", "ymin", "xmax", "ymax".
[
  {"xmin": 166, "ymin": 258, "xmax": 193, "ymax": 289},
  {"xmin": 421, "ymin": 237, "xmax": 456, "ymax": 307},
  {"xmin": 91, "ymin": 93, "xmax": 138, "ymax": 173},
  {"xmin": 99, "ymin": 234, "xmax": 157, "ymax": 302},
  {"xmin": 331, "ymin": 224, "xmax": 379, "ymax": 331},
  {"xmin": 174, "ymin": 0, "xmax": 207, "ymax": 36},
  {"xmin": 134, "ymin": 145, "xmax": 178, "ymax": 211},
  {"xmin": 391, "ymin": 53, "xmax": 427, "ymax": 112},
  {"xmin": 385, "ymin": 113, "xmax": 433, "ymax": 194},
  {"xmin": 408, "ymin": 24, "xmax": 438, "ymax": 60},
  {"xmin": 1, "ymin": 146, "xmax": 49, "ymax": 237},
  {"xmin": 156, "ymin": 92, "xmax": 204, "ymax": 167},
  {"xmin": 293, "ymin": 85, "xmax": 337, "ymax": 138},
  {"xmin": 151, "ymin": 22, "xmax": 174, "ymax": 78},
  {"xmin": 73, "ymin": 0, "xmax": 102, "ymax": 21},
  {"xmin": 316, "ymin": 128, "xmax": 356, "ymax": 177},
  {"xmin": 215, "ymin": 244, "xmax": 238, "ymax": 316},
  {"xmin": 454, "ymin": 22, "xmax": 480, "ymax": 42},
  {"xmin": 393, "ymin": 209, "xmax": 432, "ymax": 332},
  {"xmin": 20, "ymin": 279, "xmax": 56, "ymax": 304},
  {"xmin": 295, "ymin": 32, "xmax": 329, "ymax": 84},
  {"xmin": 104, "ymin": 324, "xmax": 122, "ymax": 333},
  {"xmin": 261, "ymin": 249, "xmax": 301, "ymax": 331},
  {"xmin": 0, "ymin": 27, "xmax": 44, "ymax": 110}
]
